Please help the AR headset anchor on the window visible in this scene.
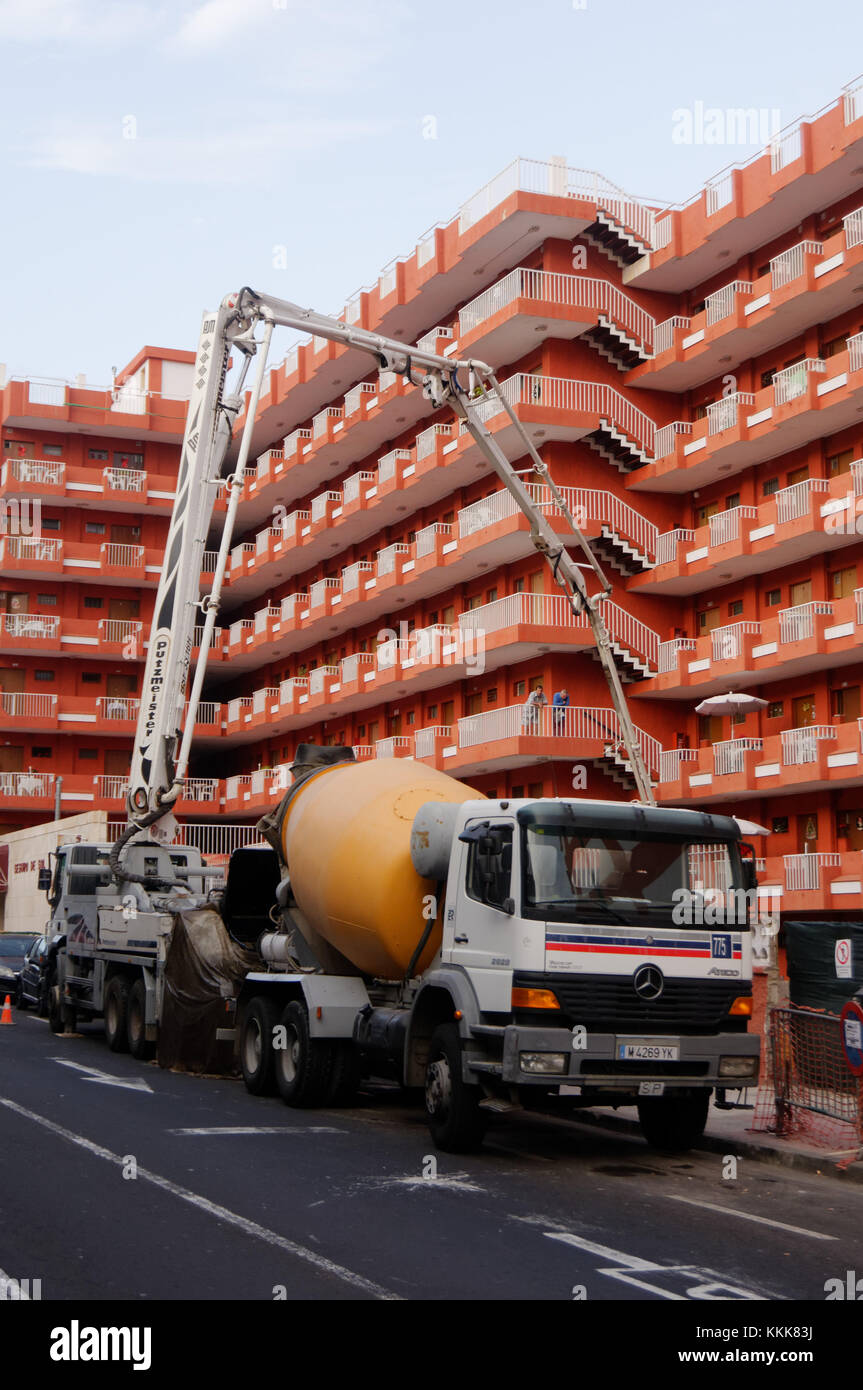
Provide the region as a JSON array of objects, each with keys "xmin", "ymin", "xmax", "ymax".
[
  {"xmin": 442, "ymin": 605, "xmax": 455, "ymax": 625},
  {"xmin": 828, "ymin": 448, "xmax": 855, "ymax": 478},
  {"xmin": 406, "ymin": 710, "xmax": 415, "ymax": 725},
  {"xmin": 761, "ymin": 368, "xmax": 776, "ymax": 389},
  {"xmin": 426, "ymin": 705, "xmax": 438, "ymax": 721},
  {"xmin": 42, "ymin": 444, "xmax": 63, "ymax": 458},
  {"xmin": 487, "ymin": 688, "xmax": 498, "ymax": 704},
  {"xmin": 696, "ymin": 607, "xmax": 721, "ymax": 634},
  {"xmin": 762, "ymin": 477, "xmax": 779, "ymax": 496},
  {"xmin": 81, "ymin": 671, "xmax": 101, "ymax": 684},
  {"xmin": 465, "ymin": 823, "xmax": 513, "ymax": 911},
  {"xmin": 37, "ymin": 594, "xmax": 57, "ymax": 606},
  {"xmin": 528, "ymin": 782, "xmax": 543, "ymax": 798},
  {"xmin": 513, "ymin": 577, "xmax": 525, "ymax": 593},
  {"xmin": 693, "ymin": 400, "xmax": 715, "ymax": 421},
  {"xmin": 830, "ymin": 565, "xmax": 857, "ymax": 599},
  {"xmin": 88, "ymin": 449, "xmax": 109, "ymax": 461},
  {"xmin": 465, "ymin": 595, "xmax": 482, "ymax": 611},
  {"xmin": 85, "ymin": 522, "xmax": 106, "ymax": 535},
  {"xmin": 725, "ymin": 493, "xmax": 741, "ymax": 511},
  {"xmin": 34, "ymin": 670, "xmax": 55, "ymax": 682},
  {"xmin": 768, "ymin": 700, "xmax": 784, "ymax": 718},
  {"xmin": 466, "ymin": 693, "xmax": 482, "ymax": 715},
  {"xmin": 514, "ymin": 680, "xmax": 526, "ymax": 697},
  {"xmin": 765, "ymin": 588, "xmax": 781, "ymax": 607},
  {"xmin": 357, "ymin": 724, "xmax": 366, "ymax": 739},
  {"xmin": 820, "ymin": 334, "xmax": 847, "ymax": 359},
  {"xmin": 31, "ymin": 747, "xmax": 52, "ymax": 758},
  {"xmin": 512, "ymin": 785, "xmax": 524, "ymax": 799},
  {"xmin": 83, "ymin": 597, "xmax": 103, "ymax": 609},
  {"xmin": 729, "ymin": 600, "xmax": 743, "ymax": 617},
  {"xmin": 441, "ymin": 701, "xmax": 454, "ymax": 725},
  {"xmin": 485, "ymin": 587, "xmax": 498, "ymax": 603},
  {"xmin": 41, "ymin": 518, "xmax": 61, "ymax": 531},
  {"xmin": 77, "ymin": 748, "xmax": 97, "ymax": 760},
  {"xmin": 113, "ymin": 451, "xmax": 143, "ymax": 468}
]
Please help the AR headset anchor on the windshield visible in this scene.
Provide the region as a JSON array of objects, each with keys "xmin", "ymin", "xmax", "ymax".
[
  {"xmin": 522, "ymin": 825, "xmax": 746, "ymax": 925},
  {"xmin": 0, "ymin": 937, "xmax": 37, "ymax": 956}
]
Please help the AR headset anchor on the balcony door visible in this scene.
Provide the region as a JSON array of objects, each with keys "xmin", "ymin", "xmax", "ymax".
[
  {"xmin": 108, "ymin": 597, "xmax": 140, "ymax": 620},
  {"xmin": 0, "ymin": 748, "xmax": 23, "ymax": 772},
  {"xmin": 792, "ymin": 694, "xmax": 816, "ymax": 728},
  {"xmin": 0, "ymin": 669, "xmax": 25, "ymax": 693},
  {"xmin": 789, "ymin": 579, "xmax": 813, "ymax": 606},
  {"xmin": 797, "ymin": 812, "xmax": 818, "ymax": 853}
]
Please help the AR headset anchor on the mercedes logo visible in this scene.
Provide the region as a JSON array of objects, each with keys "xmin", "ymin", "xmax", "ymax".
[{"xmin": 634, "ymin": 964, "xmax": 664, "ymax": 1000}]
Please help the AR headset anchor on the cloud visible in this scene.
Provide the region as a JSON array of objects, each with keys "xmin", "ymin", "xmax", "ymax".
[
  {"xmin": 22, "ymin": 114, "xmax": 397, "ymax": 183},
  {"xmin": 0, "ymin": 0, "xmax": 154, "ymax": 44},
  {"xmin": 172, "ymin": 0, "xmax": 275, "ymax": 51}
]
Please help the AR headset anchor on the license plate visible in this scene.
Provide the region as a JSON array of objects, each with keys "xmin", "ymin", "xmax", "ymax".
[
  {"xmin": 559, "ymin": 1084, "xmax": 582, "ymax": 1096},
  {"xmin": 639, "ymin": 1082, "xmax": 665, "ymax": 1096},
  {"xmin": 617, "ymin": 1038, "xmax": 679, "ymax": 1061}
]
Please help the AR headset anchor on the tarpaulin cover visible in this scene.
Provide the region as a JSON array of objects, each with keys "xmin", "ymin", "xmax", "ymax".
[
  {"xmin": 157, "ymin": 906, "xmax": 259, "ymax": 1074},
  {"xmin": 785, "ymin": 919, "xmax": 863, "ymax": 1014}
]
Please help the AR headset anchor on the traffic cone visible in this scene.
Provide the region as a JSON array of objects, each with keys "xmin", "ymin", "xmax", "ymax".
[{"xmin": 1, "ymin": 995, "xmax": 13, "ymax": 1025}]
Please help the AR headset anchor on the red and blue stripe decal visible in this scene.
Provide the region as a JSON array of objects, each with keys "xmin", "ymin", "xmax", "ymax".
[{"xmin": 546, "ymin": 932, "xmax": 742, "ymax": 960}]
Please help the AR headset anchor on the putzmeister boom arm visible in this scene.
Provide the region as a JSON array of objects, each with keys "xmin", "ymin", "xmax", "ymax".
[{"xmin": 118, "ymin": 287, "xmax": 654, "ymax": 869}]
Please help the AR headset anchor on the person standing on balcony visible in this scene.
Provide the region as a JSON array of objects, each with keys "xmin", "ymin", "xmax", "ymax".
[
  {"xmin": 552, "ymin": 687, "xmax": 570, "ymax": 734},
  {"xmin": 522, "ymin": 683, "xmax": 547, "ymax": 732}
]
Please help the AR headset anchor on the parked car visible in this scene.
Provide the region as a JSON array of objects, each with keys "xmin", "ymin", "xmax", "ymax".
[
  {"xmin": 0, "ymin": 934, "xmax": 40, "ymax": 1007},
  {"xmin": 17, "ymin": 934, "xmax": 52, "ymax": 1014}
]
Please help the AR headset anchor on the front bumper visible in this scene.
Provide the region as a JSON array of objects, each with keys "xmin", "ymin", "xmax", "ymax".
[{"xmin": 490, "ymin": 1026, "xmax": 760, "ymax": 1091}]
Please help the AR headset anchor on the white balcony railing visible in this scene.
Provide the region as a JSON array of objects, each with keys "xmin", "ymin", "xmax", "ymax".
[
  {"xmin": 778, "ymin": 601, "xmax": 832, "ymax": 643},
  {"xmin": 773, "ymin": 358, "xmax": 826, "ymax": 405},
  {"xmin": 377, "ymin": 447, "xmax": 411, "ymax": 481},
  {"xmin": 706, "ymin": 392, "xmax": 756, "ymax": 435},
  {"xmin": 781, "ymin": 725, "xmax": 837, "ymax": 766},
  {"xmin": 308, "ymin": 577, "xmax": 340, "ymax": 608},
  {"xmin": 3, "ymin": 536, "xmax": 62, "ymax": 562},
  {"xmin": 655, "ymin": 528, "xmax": 696, "ymax": 565},
  {"xmin": 252, "ymin": 687, "xmax": 279, "ymax": 715},
  {"xmin": 844, "ymin": 205, "xmax": 863, "ymax": 251},
  {"xmin": 459, "ymin": 268, "xmax": 654, "ymax": 353},
  {"xmin": 340, "ymin": 652, "xmax": 375, "ymax": 684},
  {"xmin": 342, "ymin": 471, "xmax": 376, "ymax": 504},
  {"xmin": 0, "ymin": 692, "xmax": 58, "ymax": 719},
  {"xmin": 98, "ymin": 695, "xmax": 139, "ymax": 722},
  {"xmin": 341, "ymin": 560, "xmax": 375, "ymax": 593},
  {"xmin": 456, "ymin": 702, "xmax": 660, "ymax": 775},
  {"xmin": 253, "ymin": 605, "xmax": 280, "ymax": 634},
  {"xmin": 280, "ymin": 593, "xmax": 308, "ymax": 621},
  {"xmin": 653, "ymin": 316, "xmax": 691, "ymax": 356},
  {"xmin": 377, "ymin": 542, "xmax": 410, "ymax": 577},
  {"xmin": 343, "ymin": 382, "xmax": 376, "ymax": 416},
  {"xmin": 103, "ymin": 466, "xmax": 146, "ymax": 492},
  {"xmin": 770, "ymin": 125, "xmax": 802, "ymax": 174},
  {"xmin": 311, "ymin": 490, "xmax": 341, "ymax": 522},
  {"xmin": 416, "ymin": 326, "xmax": 454, "ymax": 355},
  {"xmin": 98, "ymin": 618, "xmax": 143, "ymax": 645},
  {"xmin": 458, "ymin": 483, "xmax": 657, "ymax": 560},
  {"xmin": 2, "ymin": 458, "xmax": 65, "ymax": 486},
  {"xmin": 705, "ymin": 280, "xmax": 752, "ymax": 326},
  {"xmin": 708, "ymin": 505, "xmax": 757, "ymax": 547},
  {"xmin": 309, "ymin": 666, "xmax": 339, "ymax": 696},
  {"xmin": 376, "ymin": 736, "xmax": 413, "ymax": 759},
  {"xmin": 414, "ymin": 725, "xmax": 452, "ymax": 759},
  {"xmin": 284, "ymin": 427, "xmax": 312, "ymax": 455},
  {"xmin": 0, "ymin": 769, "xmax": 55, "ymax": 797},
  {"xmin": 784, "ymin": 853, "xmax": 841, "ymax": 892},
  {"xmin": 279, "ymin": 677, "xmax": 309, "ymax": 705},
  {"xmin": 713, "ymin": 738, "xmax": 762, "ymax": 776},
  {"xmin": 415, "ymin": 522, "xmax": 452, "ymax": 557},
  {"xmin": 705, "ymin": 172, "xmax": 734, "ymax": 216},
  {"xmin": 658, "ymin": 748, "xmax": 697, "ymax": 783},
  {"xmin": 312, "ymin": 406, "xmax": 343, "ymax": 438},
  {"xmin": 2, "ymin": 613, "xmax": 60, "ymax": 639},
  {"xmin": 657, "ymin": 637, "xmax": 696, "ymax": 672},
  {"xmin": 848, "ymin": 331, "xmax": 863, "ymax": 374},
  {"xmin": 711, "ymin": 621, "xmax": 761, "ymax": 661},
  {"xmin": 228, "ymin": 618, "xmax": 254, "ymax": 646},
  {"xmin": 774, "ymin": 476, "xmax": 830, "ymax": 524},
  {"xmin": 416, "ymin": 424, "xmax": 454, "ymax": 460},
  {"xmin": 653, "ymin": 422, "xmax": 692, "ymax": 460},
  {"xmin": 770, "ymin": 240, "xmax": 822, "ymax": 290}
]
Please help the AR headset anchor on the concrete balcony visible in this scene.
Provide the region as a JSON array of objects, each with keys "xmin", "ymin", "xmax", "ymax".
[
  {"xmin": 632, "ymin": 342, "xmax": 863, "ymax": 494},
  {"xmin": 0, "ymin": 377, "xmax": 188, "ymax": 443}
]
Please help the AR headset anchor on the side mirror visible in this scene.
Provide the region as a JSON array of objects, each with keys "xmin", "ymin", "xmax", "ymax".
[
  {"xmin": 37, "ymin": 867, "xmax": 51, "ymax": 892},
  {"xmin": 740, "ymin": 843, "xmax": 757, "ymax": 893}
]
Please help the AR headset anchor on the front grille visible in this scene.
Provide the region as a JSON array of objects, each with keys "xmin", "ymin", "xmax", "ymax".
[
  {"xmin": 514, "ymin": 971, "xmax": 747, "ymax": 1035},
  {"xmin": 584, "ymin": 1060, "xmax": 710, "ymax": 1078}
]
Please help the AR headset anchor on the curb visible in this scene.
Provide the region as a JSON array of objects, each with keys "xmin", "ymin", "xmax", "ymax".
[{"xmin": 576, "ymin": 1106, "xmax": 863, "ymax": 1182}]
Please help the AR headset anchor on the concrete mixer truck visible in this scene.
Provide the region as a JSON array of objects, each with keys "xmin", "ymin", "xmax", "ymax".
[
  {"xmin": 41, "ymin": 286, "xmax": 760, "ymax": 1153},
  {"xmin": 223, "ymin": 743, "xmax": 760, "ymax": 1152}
]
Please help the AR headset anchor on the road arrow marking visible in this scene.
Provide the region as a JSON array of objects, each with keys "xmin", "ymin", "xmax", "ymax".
[{"xmin": 51, "ymin": 1058, "xmax": 153, "ymax": 1093}]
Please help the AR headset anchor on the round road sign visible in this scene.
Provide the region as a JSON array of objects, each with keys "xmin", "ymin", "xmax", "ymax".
[{"xmin": 840, "ymin": 998, "xmax": 863, "ymax": 1077}]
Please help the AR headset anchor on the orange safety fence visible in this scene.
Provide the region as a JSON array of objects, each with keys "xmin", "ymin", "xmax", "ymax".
[{"xmin": 751, "ymin": 1006, "xmax": 863, "ymax": 1170}]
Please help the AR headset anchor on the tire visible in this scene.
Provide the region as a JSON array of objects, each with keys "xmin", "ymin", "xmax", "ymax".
[
  {"xmin": 637, "ymin": 1090, "xmax": 711, "ymax": 1154},
  {"xmin": 48, "ymin": 984, "xmax": 76, "ymax": 1035},
  {"xmin": 274, "ymin": 1000, "xmax": 333, "ymax": 1108},
  {"xmin": 240, "ymin": 996, "xmax": 281, "ymax": 1095},
  {"xmin": 126, "ymin": 977, "xmax": 155, "ymax": 1061},
  {"xmin": 325, "ymin": 1042, "xmax": 362, "ymax": 1106},
  {"xmin": 15, "ymin": 989, "xmax": 29, "ymax": 1012},
  {"xmin": 104, "ymin": 976, "xmax": 131, "ymax": 1052},
  {"xmin": 37, "ymin": 983, "xmax": 49, "ymax": 1019},
  {"xmin": 425, "ymin": 1023, "xmax": 486, "ymax": 1153}
]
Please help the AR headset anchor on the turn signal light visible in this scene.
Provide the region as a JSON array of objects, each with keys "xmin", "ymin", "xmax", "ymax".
[
  {"xmin": 512, "ymin": 987, "xmax": 560, "ymax": 1010},
  {"xmin": 729, "ymin": 996, "xmax": 753, "ymax": 1017}
]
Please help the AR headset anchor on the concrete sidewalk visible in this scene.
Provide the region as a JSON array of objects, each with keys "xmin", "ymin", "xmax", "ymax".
[{"xmin": 586, "ymin": 1098, "xmax": 863, "ymax": 1181}]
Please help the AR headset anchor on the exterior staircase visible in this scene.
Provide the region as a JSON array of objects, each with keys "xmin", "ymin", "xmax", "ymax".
[{"xmin": 582, "ymin": 208, "xmax": 651, "ymax": 267}]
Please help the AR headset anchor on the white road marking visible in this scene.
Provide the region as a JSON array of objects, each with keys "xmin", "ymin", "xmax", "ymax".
[
  {"xmin": 666, "ymin": 1194, "xmax": 838, "ymax": 1240},
  {"xmin": 0, "ymin": 1097, "xmax": 400, "ymax": 1301},
  {"xmin": 514, "ymin": 1217, "xmax": 769, "ymax": 1300},
  {"xmin": 51, "ymin": 1057, "xmax": 153, "ymax": 1093},
  {"xmin": 170, "ymin": 1126, "xmax": 343, "ymax": 1136},
  {"xmin": 0, "ymin": 1266, "xmax": 31, "ymax": 1300},
  {"xmin": 377, "ymin": 1171, "xmax": 485, "ymax": 1194}
]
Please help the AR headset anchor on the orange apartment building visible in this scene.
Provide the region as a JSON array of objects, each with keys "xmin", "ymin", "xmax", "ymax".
[{"xmin": 4, "ymin": 75, "xmax": 863, "ymax": 915}]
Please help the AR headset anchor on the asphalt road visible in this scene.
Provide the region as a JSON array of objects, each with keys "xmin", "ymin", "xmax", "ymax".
[{"xmin": 1, "ymin": 1010, "xmax": 860, "ymax": 1302}]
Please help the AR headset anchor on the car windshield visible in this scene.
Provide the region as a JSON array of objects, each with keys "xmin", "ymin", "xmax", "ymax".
[
  {"xmin": 522, "ymin": 825, "xmax": 744, "ymax": 925},
  {"xmin": 0, "ymin": 937, "xmax": 37, "ymax": 955}
]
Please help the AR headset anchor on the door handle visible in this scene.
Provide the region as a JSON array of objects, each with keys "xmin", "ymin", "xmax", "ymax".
[{"xmin": 454, "ymin": 934, "xmax": 469, "ymax": 944}]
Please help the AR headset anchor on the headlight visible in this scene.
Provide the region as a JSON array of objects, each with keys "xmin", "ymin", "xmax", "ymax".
[
  {"xmin": 519, "ymin": 1052, "xmax": 567, "ymax": 1075},
  {"xmin": 719, "ymin": 1055, "xmax": 760, "ymax": 1079},
  {"xmin": 0, "ymin": 966, "xmax": 15, "ymax": 980}
]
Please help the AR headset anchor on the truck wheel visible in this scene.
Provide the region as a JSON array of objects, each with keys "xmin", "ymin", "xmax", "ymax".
[
  {"xmin": 104, "ymin": 976, "xmax": 130, "ymax": 1053},
  {"xmin": 48, "ymin": 985, "xmax": 76, "ymax": 1035},
  {"xmin": 325, "ymin": 1042, "xmax": 362, "ymax": 1105},
  {"xmin": 240, "ymin": 996, "xmax": 280, "ymax": 1095},
  {"xmin": 126, "ymin": 978, "xmax": 155, "ymax": 1061},
  {"xmin": 425, "ymin": 1023, "xmax": 486, "ymax": 1153},
  {"xmin": 274, "ymin": 1000, "xmax": 332, "ymax": 1108},
  {"xmin": 637, "ymin": 1091, "xmax": 711, "ymax": 1154}
]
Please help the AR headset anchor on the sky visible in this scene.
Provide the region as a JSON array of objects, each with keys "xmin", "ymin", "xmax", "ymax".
[{"xmin": 2, "ymin": 0, "xmax": 863, "ymax": 384}]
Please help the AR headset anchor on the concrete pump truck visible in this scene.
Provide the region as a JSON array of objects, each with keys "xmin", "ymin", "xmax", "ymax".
[{"xmin": 44, "ymin": 288, "xmax": 761, "ymax": 1151}]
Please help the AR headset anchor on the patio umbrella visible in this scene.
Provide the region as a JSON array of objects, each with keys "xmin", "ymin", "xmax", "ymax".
[{"xmin": 694, "ymin": 691, "xmax": 768, "ymax": 717}]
